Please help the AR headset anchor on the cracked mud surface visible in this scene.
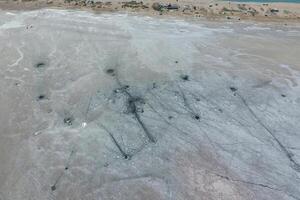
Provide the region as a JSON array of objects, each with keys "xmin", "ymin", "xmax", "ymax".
[{"xmin": 0, "ymin": 9, "xmax": 300, "ymax": 200}]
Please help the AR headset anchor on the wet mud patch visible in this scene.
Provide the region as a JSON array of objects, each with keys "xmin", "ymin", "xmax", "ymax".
[
  {"xmin": 180, "ymin": 74, "xmax": 189, "ymax": 81},
  {"xmin": 37, "ymin": 94, "xmax": 48, "ymax": 101},
  {"xmin": 105, "ymin": 68, "xmax": 116, "ymax": 76},
  {"xmin": 51, "ymin": 185, "xmax": 56, "ymax": 191},
  {"xmin": 230, "ymin": 87, "xmax": 238, "ymax": 92},
  {"xmin": 126, "ymin": 96, "xmax": 145, "ymax": 114},
  {"xmin": 35, "ymin": 62, "xmax": 46, "ymax": 69},
  {"xmin": 114, "ymin": 85, "xmax": 130, "ymax": 94},
  {"xmin": 194, "ymin": 114, "xmax": 200, "ymax": 120},
  {"xmin": 64, "ymin": 116, "xmax": 74, "ymax": 126},
  {"xmin": 37, "ymin": 94, "xmax": 45, "ymax": 100}
]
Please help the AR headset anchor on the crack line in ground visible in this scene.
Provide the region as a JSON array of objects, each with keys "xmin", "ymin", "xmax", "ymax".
[
  {"xmin": 212, "ymin": 172, "xmax": 300, "ymax": 200},
  {"xmin": 51, "ymin": 149, "xmax": 76, "ymax": 191},
  {"xmin": 234, "ymin": 91, "xmax": 300, "ymax": 173},
  {"xmin": 98, "ymin": 123, "xmax": 131, "ymax": 160}
]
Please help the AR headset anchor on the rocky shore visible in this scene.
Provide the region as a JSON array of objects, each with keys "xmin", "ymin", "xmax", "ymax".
[{"xmin": 1, "ymin": 0, "xmax": 300, "ymax": 22}]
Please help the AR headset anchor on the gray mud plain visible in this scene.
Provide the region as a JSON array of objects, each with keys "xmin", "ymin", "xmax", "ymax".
[{"xmin": 1, "ymin": 9, "xmax": 300, "ymax": 200}]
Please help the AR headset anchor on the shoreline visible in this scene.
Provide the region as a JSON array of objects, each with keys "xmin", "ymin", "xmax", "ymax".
[{"xmin": 0, "ymin": 0, "xmax": 300, "ymax": 23}]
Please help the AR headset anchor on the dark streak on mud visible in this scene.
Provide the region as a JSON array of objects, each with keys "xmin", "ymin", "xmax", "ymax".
[
  {"xmin": 114, "ymin": 71, "xmax": 157, "ymax": 143},
  {"xmin": 235, "ymin": 91, "xmax": 300, "ymax": 173},
  {"xmin": 35, "ymin": 62, "xmax": 46, "ymax": 68},
  {"xmin": 51, "ymin": 150, "xmax": 75, "ymax": 192},
  {"xmin": 214, "ymin": 172, "xmax": 300, "ymax": 200},
  {"xmin": 100, "ymin": 124, "xmax": 131, "ymax": 160}
]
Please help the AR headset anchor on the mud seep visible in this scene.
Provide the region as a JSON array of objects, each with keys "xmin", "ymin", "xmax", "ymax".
[
  {"xmin": 180, "ymin": 74, "xmax": 189, "ymax": 81},
  {"xmin": 114, "ymin": 85, "xmax": 129, "ymax": 93},
  {"xmin": 37, "ymin": 94, "xmax": 46, "ymax": 101},
  {"xmin": 152, "ymin": 82, "xmax": 157, "ymax": 89},
  {"xmin": 127, "ymin": 96, "xmax": 145, "ymax": 114},
  {"xmin": 229, "ymin": 87, "xmax": 238, "ymax": 96},
  {"xmin": 106, "ymin": 67, "xmax": 157, "ymax": 147},
  {"xmin": 51, "ymin": 185, "xmax": 56, "ymax": 191},
  {"xmin": 194, "ymin": 114, "xmax": 200, "ymax": 120},
  {"xmin": 64, "ymin": 116, "xmax": 74, "ymax": 126},
  {"xmin": 35, "ymin": 62, "xmax": 46, "ymax": 68},
  {"xmin": 126, "ymin": 96, "xmax": 156, "ymax": 143},
  {"xmin": 105, "ymin": 68, "xmax": 116, "ymax": 76},
  {"xmin": 230, "ymin": 87, "xmax": 238, "ymax": 92}
]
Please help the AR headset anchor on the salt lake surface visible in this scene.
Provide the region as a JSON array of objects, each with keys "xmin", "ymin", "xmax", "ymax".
[{"xmin": 0, "ymin": 9, "xmax": 300, "ymax": 200}]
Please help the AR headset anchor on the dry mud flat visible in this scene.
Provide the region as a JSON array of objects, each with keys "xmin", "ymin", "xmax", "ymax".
[{"xmin": 1, "ymin": 9, "xmax": 300, "ymax": 200}]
